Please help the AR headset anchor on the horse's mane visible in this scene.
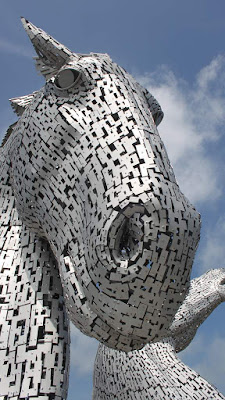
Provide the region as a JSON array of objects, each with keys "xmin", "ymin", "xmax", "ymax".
[
  {"xmin": 1, "ymin": 122, "xmax": 18, "ymax": 148},
  {"xmin": 1, "ymin": 90, "xmax": 40, "ymax": 148}
]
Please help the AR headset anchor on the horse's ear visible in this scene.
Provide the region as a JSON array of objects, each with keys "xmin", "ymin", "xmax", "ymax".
[
  {"xmin": 21, "ymin": 17, "xmax": 76, "ymax": 79},
  {"xmin": 10, "ymin": 91, "xmax": 38, "ymax": 116}
]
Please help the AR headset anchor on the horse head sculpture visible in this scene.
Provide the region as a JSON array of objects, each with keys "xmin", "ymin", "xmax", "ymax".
[
  {"xmin": 4, "ymin": 18, "xmax": 201, "ymax": 351},
  {"xmin": 0, "ymin": 18, "xmax": 201, "ymax": 399}
]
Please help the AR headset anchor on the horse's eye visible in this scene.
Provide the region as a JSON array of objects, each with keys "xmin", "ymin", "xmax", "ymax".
[{"xmin": 54, "ymin": 69, "xmax": 81, "ymax": 90}]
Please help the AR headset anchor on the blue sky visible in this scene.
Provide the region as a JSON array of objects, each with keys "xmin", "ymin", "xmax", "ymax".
[{"xmin": 1, "ymin": 1, "xmax": 225, "ymax": 399}]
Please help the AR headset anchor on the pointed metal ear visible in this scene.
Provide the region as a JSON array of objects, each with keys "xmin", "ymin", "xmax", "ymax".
[
  {"xmin": 10, "ymin": 91, "xmax": 38, "ymax": 116},
  {"xmin": 21, "ymin": 18, "xmax": 76, "ymax": 79}
]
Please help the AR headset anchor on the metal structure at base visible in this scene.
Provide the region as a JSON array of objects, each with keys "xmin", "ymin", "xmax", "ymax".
[
  {"xmin": 0, "ymin": 18, "xmax": 220, "ymax": 400},
  {"xmin": 93, "ymin": 270, "xmax": 225, "ymax": 399}
]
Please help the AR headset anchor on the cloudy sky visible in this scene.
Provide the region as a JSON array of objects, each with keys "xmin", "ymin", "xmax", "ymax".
[{"xmin": 1, "ymin": 1, "xmax": 225, "ymax": 399}]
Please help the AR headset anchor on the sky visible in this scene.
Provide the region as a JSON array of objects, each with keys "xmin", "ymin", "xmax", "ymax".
[{"xmin": 1, "ymin": 0, "xmax": 225, "ymax": 398}]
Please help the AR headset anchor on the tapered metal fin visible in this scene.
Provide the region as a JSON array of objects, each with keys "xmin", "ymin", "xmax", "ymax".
[
  {"xmin": 21, "ymin": 17, "xmax": 76, "ymax": 79},
  {"xmin": 10, "ymin": 91, "xmax": 38, "ymax": 116}
]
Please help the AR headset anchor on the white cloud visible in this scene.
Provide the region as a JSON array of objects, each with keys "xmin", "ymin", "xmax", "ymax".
[
  {"xmin": 70, "ymin": 323, "xmax": 99, "ymax": 375},
  {"xmin": 197, "ymin": 55, "xmax": 225, "ymax": 91},
  {"xmin": 137, "ymin": 55, "xmax": 225, "ymax": 204},
  {"xmin": 0, "ymin": 38, "xmax": 33, "ymax": 58},
  {"xmin": 198, "ymin": 216, "xmax": 225, "ymax": 272}
]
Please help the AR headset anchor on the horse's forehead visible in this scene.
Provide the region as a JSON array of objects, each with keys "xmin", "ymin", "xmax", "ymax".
[
  {"xmin": 66, "ymin": 56, "xmax": 101, "ymax": 73},
  {"xmin": 66, "ymin": 54, "xmax": 126, "ymax": 80}
]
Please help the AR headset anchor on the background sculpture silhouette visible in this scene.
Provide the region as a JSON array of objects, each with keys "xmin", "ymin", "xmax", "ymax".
[{"xmin": 93, "ymin": 269, "xmax": 225, "ymax": 399}]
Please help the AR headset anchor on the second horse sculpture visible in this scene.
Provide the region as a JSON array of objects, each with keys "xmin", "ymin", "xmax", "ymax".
[
  {"xmin": 93, "ymin": 269, "xmax": 225, "ymax": 399},
  {"xmin": 0, "ymin": 18, "xmax": 221, "ymax": 400}
]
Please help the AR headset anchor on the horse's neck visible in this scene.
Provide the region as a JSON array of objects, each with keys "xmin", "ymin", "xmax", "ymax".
[
  {"xmin": 0, "ymin": 148, "xmax": 70, "ymax": 399},
  {"xmin": 93, "ymin": 340, "xmax": 225, "ymax": 400},
  {"xmin": 93, "ymin": 270, "xmax": 225, "ymax": 400},
  {"xmin": 0, "ymin": 147, "xmax": 17, "ymax": 225}
]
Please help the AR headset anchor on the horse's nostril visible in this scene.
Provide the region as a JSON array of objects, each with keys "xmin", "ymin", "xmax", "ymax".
[
  {"xmin": 119, "ymin": 220, "xmax": 131, "ymax": 259},
  {"xmin": 119, "ymin": 222, "xmax": 143, "ymax": 260},
  {"xmin": 108, "ymin": 209, "xmax": 145, "ymax": 265}
]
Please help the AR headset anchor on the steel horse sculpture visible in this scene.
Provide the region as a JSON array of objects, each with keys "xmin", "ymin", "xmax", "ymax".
[
  {"xmin": 93, "ymin": 269, "xmax": 225, "ymax": 399},
  {"xmin": 0, "ymin": 19, "xmax": 223, "ymax": 400}
]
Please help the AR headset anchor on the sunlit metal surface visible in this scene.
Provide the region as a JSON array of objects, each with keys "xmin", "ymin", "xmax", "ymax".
[{"xmin": 0, "ymin": 19, "xmax": 202, "ymax": 399}]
